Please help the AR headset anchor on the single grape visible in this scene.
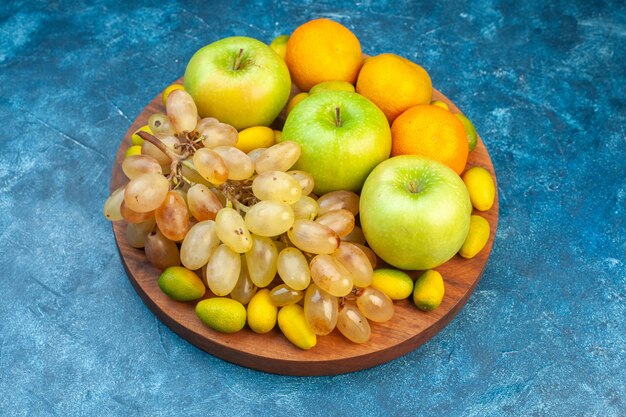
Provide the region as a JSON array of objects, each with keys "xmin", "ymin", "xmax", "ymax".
[
  {"xmin": 309, "ymin": 254, "xmax": 353, "ymax": 297},
  {"xmin": 200, "ymin": 122, "xmax": 238, "ymax": 149},
  {"xmin": 144, "ymin": 229, "xmax": 180, "ymax": 270},
  {"xmin": 122, "ymin": 154, "xmax": 162, "ymax": 179},
  {"xmin": 103, "ymin": 185, "xmax": 125, "ymax": 221},
  {"xmin": 332, "ymin": 241, "xmax": 373, "ymax": 287},
  {"xmin": 269, "ymin": 284, "xmax": 304, "ymax": 307},
  {"xmin": 205, "ymin": 244, "xmax": 241, "ymax": 296},
  {"xmin": 303, "ymin": 283, "xmax": 338, "ymax": 336},
  {"xmin": 124, "ymin": 173, "xmax": 169, "ymax": 213},
  {"xmin": 317, "ymin": 190, "xmax": 360, "ymax": 216},
  {"xmin": 255, "ymin": 141, "xmax": 301, "ymax": 173},
  {"xmin": 352, "ymin": 243, "xmax": 377, "ymax": 269},
  {"xmin": 141, "ymin": 134, "xmax": 181, "ymax": 166},
  {"xmin": 215, "ymin": 207, "xmax": 253, "ymax": 253},
  {"xmin": 212, "ymin": 146, "xmax": 255, "ymax": 180},
  {"xmin": 316, "ymin": 209, "xmax": 355, "ymax": 238},
  {"xmin": 341, "ymin": 225, "xmax": 366, "ymax": 245},
  {"xmin": 244, "ymin": 200, "xmax": 294, "ymax": 237},
  {"xmin": 180, "ymin": 159, "xmax": 213, "ymax": 188},
  {"xmin": 187, "ymin": 184, "xmax": 223, "ymax": 221},
  {"xmin": 155, "ymin": 191, "xmax": 190, "ymax": 242},
  {"xmin": 180, "ymin": 220, "xmax": 220, "ymax": 270},
  {"xmin": 120, "ymin": 200, "xmax": 154, "ymax": 224},
  {"xmin": 193, "ymin": 148, "xmax": 229, "ymax": 185},
  {"xmin": 337, "ymin": 302, "xmax": 371, "ymax": 344},
  {"xmin": 245, "ymin": 235, "xmax": 278, "ymax": 288},
  {"xmin": 196, "ymin": 117, "xmax": 219, "ymax": 132},
  {"xmin": 291, "ymin": 196, "xmax": 318, "ymax": 220},
  {"xmin": 287, "ymin": 170, "xmax": 315, "ymax": 196},
  {"xmin": 277, "ymin": 247, "xmax": 311, "ymax": 291},
  {"xmin": 166, "ymin": 89, "xmax": 198, "ymax": 133},
  {"xmin": 287, "ymin": 220, "xmax": 340, "ymax": 254},
  {"xmin": 126, "ymin": 217, "xmax": 156, "ymax": 249},
  {"xmin": 148, "ymin": 113, "xmax": 177, "ymax": 136},
  {"xmin": 356, "ymin": 287, "xmax": 394, "ymax": 323},
  {"xmin": 230, "ymin": 259, "xmax": 257, "ymax": 305},
  {"xmin": 247, "ymin": 147, "xmax": 267, "ymax": 163},
  {"xmin": 252, "ymin": 171, "xmax": 302, "ymax": 204}
]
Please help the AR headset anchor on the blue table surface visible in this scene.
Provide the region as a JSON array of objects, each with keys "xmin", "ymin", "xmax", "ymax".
[{"xmin": 1, "ymin": 0, "xmax": 624, "ymax": 415}]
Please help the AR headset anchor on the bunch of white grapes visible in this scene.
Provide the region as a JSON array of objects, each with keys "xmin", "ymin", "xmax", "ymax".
[{"xmin": 104, "ymin": 89, "xmax": 395, "ymax": 345}]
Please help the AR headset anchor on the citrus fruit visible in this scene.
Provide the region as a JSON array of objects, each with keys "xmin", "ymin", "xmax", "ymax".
[
  {"xmin": 286, "ymin": 92, "xmax": 309, "ymax": 115},
  {"xmin": 455, "ymin": 113, "xmax": 478, "ymax": 151},
  {"xmin": 431, "ymin": 100, "xmax": 449, "ymax": 110},
  {"xmin": 236, "ymin": 126, "xmax": 275, "ymax": 153},
  {"xmin": 309, "ymin": 80, "xmax": 356, "ymax": 94},
  {"xmin": 124, "ymin": 145, "xmax": 142, "ymax": 158},
  {"xmin": 196, "ymin": 297, "xmax": 247, "ymax": 334},
  {"xmin": 370, "ymin": 268, "xmax": 414, "ymax": 300},
  {"xmin": 462, "ymin": 166, "xmax": 495, "ymax": 211},
  {"xmin": 459, "ymin": 215, "xmax": 490, "ymax": 259},
  {"xmin": 285, "ymin": 18, "xmax": 362, "ymax": 91},
  {"xmin": 356, "ymin": 53, "xmax": 432, "ymax": 123},
  {"xmin": 247, "ymin": 289, "xmax": 278, "ymax": 334},
  {"xmin": 157, "ymin": 266, "xmax": 206, "ymax": 301},
  {"xmin": 390, "ymin": 104, "xmax": 469, "ymax": 175},
  {"xmin": 412, "ymin": 270, "xmax": 445, "ymax": 311}
]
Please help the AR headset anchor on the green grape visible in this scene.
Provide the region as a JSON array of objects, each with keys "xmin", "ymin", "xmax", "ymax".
[
  {"xmin": 126, "ymin": 217, "xmax": 156, "ymax": 249},
  {"xmin": 317, "ymin": 190, "xmax": 360, "ymax": 216},
  {"xmin": 212, "ymin": 146, "xmax": 254, "ymax": 180},
  {"xmin": 291, "ymin": 196, "xmax": 318, "ymax": 220},
  {"xmin": 103, "ymin": 185, "xmax": 125, "ymax": 221},
  {"xmin": 252, "ymin": 171, "xmax": 302, "ymax": 204},
  {"xmin": 245, "ymin": 235, "xmax": 278, "ymax": 288},
  {"xmin": 309, "ymin": 254, "xmax": 353, "ymax": 297},
  {"xmin": 186, "ymin": 184, "xmax": 223, "ymax": 221},
  {"xmin": 287, "ymin": 220, "xmax": 340, "ymax": 254},
  {"xmin": 230, "ymin": 259, "xmax": 257, "ymax": 305},
  {"xmin": 332, "ymin": 241, "xmax": 373, "ymax": 287},
  {"xmin": 180, "ymin": 220, "xmax": 220, "ymax": 270},
  {"xmin": 200, "ymin": 122, "xmax": 238, "ymax": 149},
  {"xmin": 148, "ymin": 113, "xmax": 176, "ymax": 136},
  {"xmin": 122, "ymin": 154, "xmax": 162, "ymax": 179},
  {"xmin": 120, "ymin": 200, "xmax": 154, "ymax": 224},
  {"xmin": 193, "ymin": 148, "xmax": 229, "ymax": 185},
  {"xmin": 277, "ymin": 247, "xmax": 311, "ymax": 291},
  {"xmin": 287, "ymin": 170, "xmax": 315, "ymax": 196},
  {"xmin": 356, "ymin": 287, "xmax": 394, "ymax": 323},
  {"xmin": 166, "ymin": 89, "xmax": 198, "ymax": 133},
  {"xmin": 316, "ymin": 209, "xmax": 355, "ymax": 238},
  {"xmin": 303, "ymin": 283, "xmax": 338, "ymax": 335},
  {"xmin": 215, "ymin": 207, "xmax": 252, "ymax": 253},
  {"xmin": 254, "ymin": 141, "xmax": 301, "ymax": 173},
  {"xmin": 269, "ymin": 284, "xmax": 304, "ymax": 307},
  {"xmin": 205, "ymin": 244, "xmax": 241, "ymax": 296},
  {"xmin": 337, "ymin": 302, "xmax": 371, "ymax": 344},
  {"xmin": 155, "ymin": 191, "xmax": 189, "ymax": 242},
  {"xmin": 144, "ymin": 229, "xmax": 180, "ymax": 270},
  {"xmin": 124, "ymin": 173, "xmax": 169, "ymax": 213},
  {"xmin": 244, "ymin": 200, "xmax": 294, "ymax": 237}
]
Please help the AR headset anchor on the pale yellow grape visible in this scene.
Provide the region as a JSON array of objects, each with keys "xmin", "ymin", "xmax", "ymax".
[
  {"xmin": 200, "ymin": 122, "xmax": 238, "ymax": 149},
  {"xmin": 124, "ymin": 173, "xmax": 169, "ymax": 213},
  {"xmin": 332, "ymin": 241, "xmax": 373, "ymax": 287},
  {"xmin": 141, "ymin": 134, "xmax": 181, "ymax": 165},
  {"xmin": 287, "ymin": 170, "xmax": 315, "ymax": 195},
  {"xmin": 269, "ymin": 284, "xmax": 304, "ymax": 307},
  {"xmin": 291, "ymin": 196, "xmax": 318, "ymax": 220},
  {"xmin": 120, "ymin": 200, "xmax": 154, "ymax": 224},
  {"xmin": 245, "ymin": 235, "xmax": 278, "ymax": 288},
  {"xmin": 341, "ymin": 225, "xmax": 366, "ymax": 245},
  {"xmin": 303, "ymin": 283, "xmax": 338, "ymax": 336},
  {"xmin": 144, "ymin": 229, "xmax": 180, "ymax": 270},
  {"xmin": 352, "ymin": 243, "xmax": 377, "ymax": 268},
  {"xmin": 252, "ymin": 171, "xmax": 302, "ymax": 204},
  {"xmin": 193, "ymin": 148, "xmax": 229, "ymax": 185},
  {"xmin": 126, "ymin": 217, "xmax": 156, "ymax": 248},
  {"xmin": 287, "ymin": 220, "xmax": 340, "ymax": 254},
  {"xmin": 103, "ymin": 185, "xmax": 125, "ymax": 221},
  {"xmin": 309, "ymin": 254, "xmax": 353, "ymax": 297},
  {"xmin": 317, "ymin": 190, "xmax": 360, "ymax": 216},
  {"xmin": 186, "ymin": 184, "xmax": 223, "ymax": 221},
  {"xmin": 180, "ymin": 159, "xmax": 212, "ymax": 188},
  {"xmin": 244, "ymin": 200, "xmax": 294, "ymax": 237},
  {"xmin": 122, "ymin": 154, "xmax": 162, "ymax": 179},
  {"xmin": 205, "ymin": 244, "xmax": 241, "ymax": 296},
  {"xmin": 316, "ymin": 209, "xmax": 355, "ymax": 238},
  {"xmin": 255, "ymin": 141, "xmax": 301, "ymax": 173},
  {"xmin": 337, "ymin": 302, "xmax": 371, "ymax": 344},
  {"xmin": 148, "ymin": 113, "xmax": 177, "ymax": 135},
  {"xmin": 247, "ymin": 147, "xmax": 267, "ymax": 163},
  {"xmin": 213, "ymin": 146, "xmax": 255, "ymax": 180},
  {"xmin": 215, "ymin": 207, "xmax": 253, "ymax": 253},
  {"xmin": 180, "ymin": 220, "xmax": 220, "ymax": 270},
  {"xmin": 166, "ymin": 89, "xmax": 198, "ymax": 133},
  {"xmin": 230, "ymin": 259, "xmax": 257, "ymax": 305},
  {"xmin": 356, "ymin": 287, "xmax": 394, "ymax": 323},
  {"xmin": 196, "ymin": 117, "xmax": 219, "ymax": 132},
  {"xmin": 277, "ymin": 247, "xmax": 311, "ymax": 290}
]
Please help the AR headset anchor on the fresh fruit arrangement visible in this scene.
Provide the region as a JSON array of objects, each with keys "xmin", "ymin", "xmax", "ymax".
[{"xmin": 104, "ymin": 18, "xmax": 497, "ymax": 351}]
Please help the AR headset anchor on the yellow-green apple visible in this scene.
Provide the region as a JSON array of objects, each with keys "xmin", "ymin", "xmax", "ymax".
[
  {"xmin": 184, "ymin": 36, "xmax": 291, "ymax": 130},
  {"xmin": 280, "ymin": 91, "xmax": 391, "ymax": 194},
  {"xmin": 360, "ymin": 155, "xmax": 472, "ymax": 270}
]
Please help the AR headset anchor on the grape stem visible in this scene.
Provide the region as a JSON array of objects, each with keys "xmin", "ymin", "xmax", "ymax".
[{"xmin": 137, "ymin": 130, "xmax": 190, "ymax": 186}]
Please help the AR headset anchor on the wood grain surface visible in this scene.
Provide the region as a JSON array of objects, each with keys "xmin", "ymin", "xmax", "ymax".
[{"xmin": 109, "ymin": 80, "xmax": 499, "ymax": 376}]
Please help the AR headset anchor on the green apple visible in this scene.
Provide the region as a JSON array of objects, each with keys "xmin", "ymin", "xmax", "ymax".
[
  {"xmin": 309, "ymin": 80, "xmax": 356, "ymax": 94},
  {"xmin": 280, "ymin": 91, "xmax": 391, "ymax": 194},
  {"xmin": 184, "ymin": 36, "xmax": 291, "ymax": 130},
  {"xmin": 360, "ymin": 155, "xmax": 472, "ymax": 270},
  {"xmin": 269, "ymin": 34, "xmax": 289, "ymax": 59}
]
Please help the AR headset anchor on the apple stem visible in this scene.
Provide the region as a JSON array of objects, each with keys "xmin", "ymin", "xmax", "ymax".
[
  {"xmin": 408, "ymin": 180, "xmax": 420, "ymax": 193},
  {"xmin": 335, "ymin": 106, "xmax": 341, "ymax": 127},
  {"xmin": 233, "ymin": 48, "xmax": 244, "ymax": 70}
]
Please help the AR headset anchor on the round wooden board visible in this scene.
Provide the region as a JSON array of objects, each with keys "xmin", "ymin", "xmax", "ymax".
[{"xmin": 110, "ymin": 80, "xmax": 499, "ymax": 376}]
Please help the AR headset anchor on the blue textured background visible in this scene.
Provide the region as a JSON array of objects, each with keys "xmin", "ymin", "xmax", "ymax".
[{"xmin": 1, "ymin": 0, "xmax": 624, "ymax": 415}]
